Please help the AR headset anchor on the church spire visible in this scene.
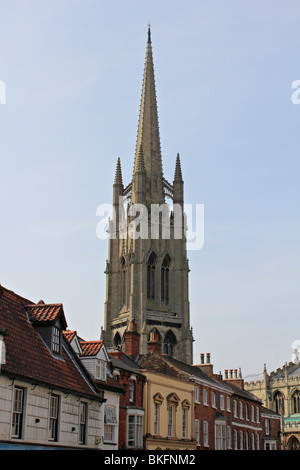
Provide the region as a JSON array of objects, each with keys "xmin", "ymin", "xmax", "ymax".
[
  {"xmin": 133, "ymin": 24, "xmax": 164, "ymax": 206},
  {"xmin": 174, "ymin": 153, "xmax": 183, "ymax": 181},
  {"xmin": 114, "ymin": 157, "xmax": 123, "ymax": 186}
]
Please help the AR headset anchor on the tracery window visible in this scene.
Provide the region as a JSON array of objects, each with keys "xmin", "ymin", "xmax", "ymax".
[
  {"xmin": 273, "ymin": 391, "xmax": 284, "ymax": 415},
  {"xmin": 121, "ymin": 256, "xmax": 126, "ymax": 305},
  {"xmin": 161, "ymin": 254, "xmax": 171, "ymax": 305},
  {"xmin": 147, "ymin": 252, "xmax": 156, "ymax": 300},
  {"xmin": 163, "ymin": 330, "xmax": 177, "ymax": 357},
  {"xmin": 292, "ymin": 390, "xmax": 300, "ymax": 414}
]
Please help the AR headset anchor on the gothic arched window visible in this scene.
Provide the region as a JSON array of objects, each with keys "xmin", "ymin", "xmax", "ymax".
[
  {"xmin": 147, "ymin": 252, "xmax": 157, "ymax": 300},
  {"xmin": 114, "ymin": 332, "xmax": 122, "ymax": 350},
  {"xmin": 163, "ymin": 330, "xmax": 177, "ymax": 358},
  {"xmin": 273, "ymin": 391, "xmax": 284, "ymax": 415},
  {"xmin": 292, "ymin": 390, "xmax": 300, "ymax": 414},
  {"xmin": 121, "ymin": 257, "xmax": 126, "ymax": 305},
  {"xmin": 161, "ymin": 254, "xmax": 171, "ymax": 305}
]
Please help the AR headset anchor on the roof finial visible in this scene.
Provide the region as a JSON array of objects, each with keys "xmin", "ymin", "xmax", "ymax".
[{"xmin": 148, "ymin": 20, "xmax": 151, "ymax": 43}]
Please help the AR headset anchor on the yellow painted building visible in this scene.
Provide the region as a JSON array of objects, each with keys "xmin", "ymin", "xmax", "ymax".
[{"xmin": 140, "ymin": 368, "xmax": 197, "ymax": 450}]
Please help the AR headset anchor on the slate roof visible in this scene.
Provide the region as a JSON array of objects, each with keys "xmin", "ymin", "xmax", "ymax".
[
  {"xmin": 138, "ymin": 351, "xmax": 230, "ymax": 391},
  {"xmin": 108, "ymin": 350, "xmax": 145, "ymax": 376},
  {"xmin": 221, "ymin": 379, "xmax": 262, "ymax": 403},
  {"xmin": 0, "ymin": 285, "xmax": 102, "ymax": 401}
]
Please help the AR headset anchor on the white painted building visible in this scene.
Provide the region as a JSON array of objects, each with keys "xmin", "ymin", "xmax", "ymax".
[{"xmin": 0, "ymin": 285, "xmax": 108, "ymax": 450}]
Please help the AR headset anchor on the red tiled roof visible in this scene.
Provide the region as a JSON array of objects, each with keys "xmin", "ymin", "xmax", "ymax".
[
  {"xmin": 0, "ymin": 286, "xmax": 101, "ymax": 400},
  {"xmin": 26, "ymin": 303, "xmax": 66, "ymax": 327},
  {"xmin": 80, "ymin": 340, "xmax": 103, "ymax": 357},
  {"xmin": 63, "ymin": 330, "xmax": 77, "ymax": 342}
]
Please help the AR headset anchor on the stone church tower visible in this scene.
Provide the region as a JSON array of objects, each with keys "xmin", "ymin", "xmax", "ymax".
[{"xmin": 102, "ymin": 26, "xmax": 193, "ymax": 364}]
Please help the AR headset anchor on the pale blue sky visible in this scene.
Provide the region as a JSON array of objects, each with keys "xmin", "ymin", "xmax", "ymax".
[{"xmin": 1, "ymin": 0, "xmax": 299, "ymax": 378}]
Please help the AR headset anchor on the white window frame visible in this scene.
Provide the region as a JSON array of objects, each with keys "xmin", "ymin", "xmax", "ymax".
[
  {"xmin": 256, "ymin": 406, "xmax": 260, "ymax": 423},
  {"xmin": 48, "ymin": 393, "xmax": 59, "ymax": 441},
  {"xmin": 220, "ymin": 394, "xmax": 224, "ymax": 410},
  {"xmin": 79, "ymin": 401, "xmax": 88, "ymax": 445},
  {"xmin": 203, "ymin": 389, "xmax": 208, "ymax": 406},
  {"xmin": 52, "ymin": 326, "xmax": 61, "ymax": 354},
  {"xmin": 11, "ymin": 386, "xmax": 25, "ymax": 439},
  {"xmin": 215, "ymin": 422, "xmax": 226, "ymax": 450},
  {"xmin": 203, "ymin": 421, "xmax": 209, "ymax": 447},
  {"xmin": 129, "ymin": 380, "xmax": 135, "ymax": 403},
  {"xmin": 104, "ymin": 405, "xmax": 117, "ymax": 443},
  {"xmin": 212, "ymin": 391, "xmax": 216, "ymax": 408},
  {"xmin": 95, "ymin": 359, "xmax": 106, "ymax": 381},
  {"xmin": 227, "ymin": 396, "xmax": 231, "ymax": 412},
  {"xmin": 239, "ymin": 402, "xmax": 243, "ymax": 419},
  {"xmin": 239, "ymin": 430, "xmax": 243, "ymax": 450},
  {"xmin": 195, "ymin": 419, "xmax": 200, "ymax": 445},
  {"xmin": 127, "ymin": 412, "xmax": 143, "ymax": 448},
  {"xmin": 251, "ymin": 405, "xmax": 254, "ymax": 422},
  {"xmin": 233, "ymin": 429, "xmax": 238, "ymax": 450},
  {"xmin": 195, "ymin": 386, "xmax": 200, "ymax": 404},
  {"xmin": 227, "ymin": 425, "xmax": 231, "ymax": 449},
  {"xmin": 265, "ymin": 418, "xmax": 270, "ymax": 435}
]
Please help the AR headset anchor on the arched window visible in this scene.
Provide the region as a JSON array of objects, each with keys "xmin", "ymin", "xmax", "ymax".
[
  {"xmin": 273, "ymin": 391, "xmax": 284, "ymax": 415},
  {"xmin": 121, "ymin": 257, "xmax": 126, "ymax": 305},
  {"xmin": 161, "ymin": 254, "xmax": 171, "ymax": 305},
  {"xmin": 292, "ymin": 390, "xmax": 300, "ymax": 414},
  {"xmin": 147, "ymin": 252, "xmax": 156, "ymax": 300},
  {"xmin": 163, "ymin": 330, "xmax": 177, "ymax": 357},
  {"xmin": 114, "ymin": 332, "xmax": 122, "ymax": 350}
]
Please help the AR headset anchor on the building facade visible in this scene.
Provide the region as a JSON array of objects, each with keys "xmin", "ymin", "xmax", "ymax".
[
  {"xmin": 0, "ymin": 285, "xmax": 106, "ymax": 450},
  {"xmin": 245, "ymin": 356, "xmax": 300, "ymax": 449},
  {"xmin": 63, "ymin": 331, "xmax": 125, "ymax": 450},
  {"xmin": 101, "ymin": 26, "xmax": 193, "ymax": 364}
]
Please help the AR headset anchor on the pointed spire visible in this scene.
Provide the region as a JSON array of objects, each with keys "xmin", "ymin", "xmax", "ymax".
[
  {"xmin": 133, "ymin": 25, "xmax": 164, "ymax": 205},
  {"xmin": 114, "ymin": 157, "xmax": 123, "ymax": 186},
  {"xmin": 174, "ymin": 153, "xmax": 183, "ymax": 181},
  {"xmin": 148, "ymin": 20, "xmax": 151, "ymax": 43}
]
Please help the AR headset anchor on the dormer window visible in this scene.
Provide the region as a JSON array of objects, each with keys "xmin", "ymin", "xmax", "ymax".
[
  {"xmin": 52, "ymin": 326, "xmax": 61, "ymax": 354},
  {"xmin": 95, "ymin": 359, "xmax": 106, "ymax": 381}
]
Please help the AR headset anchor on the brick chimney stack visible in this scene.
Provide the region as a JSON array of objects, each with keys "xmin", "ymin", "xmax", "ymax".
[
  {"xmin": 147, "ymin": 331, "xmax": 161, "ymax": 354},
  {"xmin": 194, "ymin": 353, "xmax": 214, "ymax": 377},
  {"xmin": 124, "ymin": 320, "xmax": 140, "ymax": 360},
  {"xmin": 223, "ymin": 367, "xmax": 244, "ymax": 389}
]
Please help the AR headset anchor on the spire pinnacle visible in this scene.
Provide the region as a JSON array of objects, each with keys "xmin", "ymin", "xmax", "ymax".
[
  {"xmin": 174, "ymin": 153, "xmax": 183, "ymax": 181},
  {"xmin": 114, "ymin": 157, "xmax": 123, "ymax": 186},
  {"xmin": 148, "ymin": 21, "xmax": 151, "ymax": 43}
]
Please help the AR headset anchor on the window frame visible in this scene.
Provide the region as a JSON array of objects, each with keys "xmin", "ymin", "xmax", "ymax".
[
  {"xmin": 48, "ymin": 393, "xmax": 60, "ymax": 442},
  {"xmin": 127, "ymin": 414, "xmax": 143, "ymax": 448},
  {"xmin": 104, "ymin": 405, "xmax": 118, "ymax": 443},
  {"xmin": 79, "ymin": 401, "xmax": 88, "ymax": 445},
  {"xmin": 95, "ymin": 359, "xmax": 106, "ymax": 381},
  {"xmin": 203, "ymin": 388, "xmax": 208, "ymax": 406},
  {"xmin": 52, "ymin": 326, "xmax": 61, "ymax": 355},
  {"xmin": 11, "ymin": 386, "xmax": 25, "ymax": 439}
]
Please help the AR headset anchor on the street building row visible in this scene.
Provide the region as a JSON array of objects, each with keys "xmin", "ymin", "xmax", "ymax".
[{"xmin": 0, "ymin": 284, "xmax": 280, "ymax": 450}]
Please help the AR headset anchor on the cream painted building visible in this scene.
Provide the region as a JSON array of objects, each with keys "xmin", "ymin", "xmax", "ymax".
[{"xmin": 139, "ymin": 368, "xmax": 196, "ymax": 450}]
